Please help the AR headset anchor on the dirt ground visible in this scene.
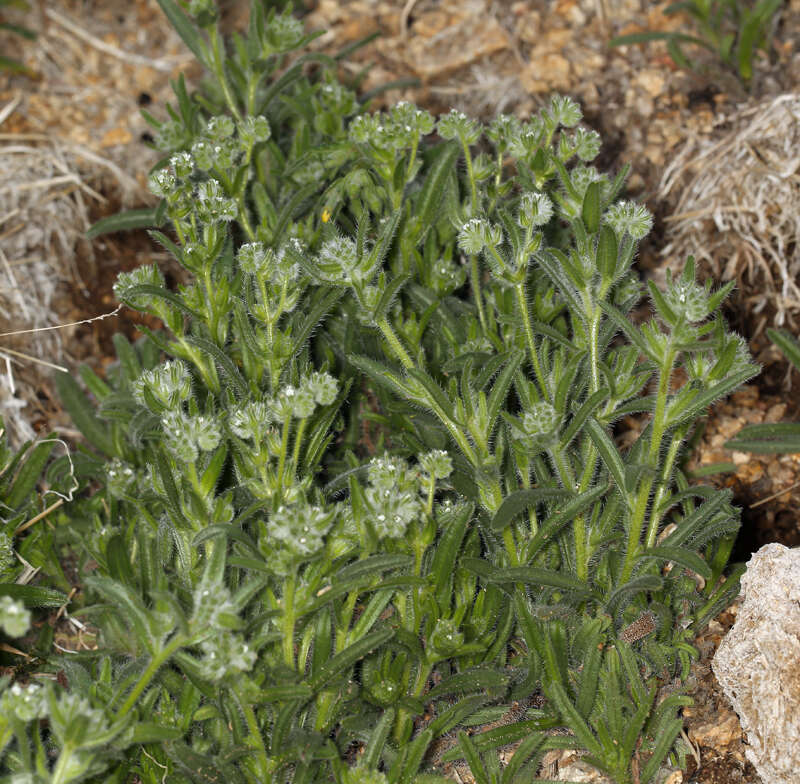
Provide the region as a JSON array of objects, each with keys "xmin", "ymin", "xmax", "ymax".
[{"xmin": 1, "ymin": 1, "xmax": 799, "ymax": 782}]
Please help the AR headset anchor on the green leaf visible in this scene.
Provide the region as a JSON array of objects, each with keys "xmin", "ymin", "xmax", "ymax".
[
  {"xmin": 257, "ymin": 683, "xmax": 313, "ymax": 703},
  {"xmin": 669, "ymin": 366, "xmax": 760, "ymax": 427},
  {"xmin": 425, "ymin": 668, "xmax": 510, "ymax": 699},
  {"xmin": 122, "ymin": 284, "xmax": 202, "ymax": 320},
  {"xmin": 767, "ymin": 328, "xmax": 800, "ymax": 372},
  {"xmin": 416, "ymin": 143, "xmax": 461, "ymax": 235},
  {"xmin": 482, "ymin": 566, "xmax": 591, "ymax": 596},
  {"xmin": 558, "ymin": 387, "xmax": 610, "ymax": 449},
  {"xmin": 186, "ymin": 336, "xmax": 248, "ymax": 397},
  {"xmin": 596, "ymin": 225, "xmax": 618, "ymax": 282},
  {"xmin": 155, "ymin": 0, "xmax": 206, "ymax": 63},
  {"xmin": 457, "ymin": 732, "xmax": 489, "ymax": 784},
  {"xmin": 725, "ymin": 421, "xmax": 800, "ymax": 453},
  {"xmin": 487, "ymin": 351, "xmax": 523, "ymax": 428},
  {"xmin": 490, "ymin": 487, "xmax": 571, "ymax": 532},
  {"xmin": 523, "ymin": 484, "xmax": 609, "ymax": 562},
  {"xmin": 362, "ymin": 707, "xmax": 395, "ymax": 769},
  {"xmin": 581, "ymin": 181, "xmax": 601, "ymax": 234},
  {"xmin": 585, "ymin": 417, "xmax": 627, "ymax": 493},
  {"xmin": 292, "ymin": 272, "xmax": 343, "ymax": 343},
  {"xmin": 86, "ymin": 207, "xmax": 162, "ymax": 240},
  {"xmin": 6, "ymin": 439, "xmax": 55, "ymax": 510},
  {"xmin": 308, "ymin": 627, "xmax": 394, "ymax": 692},
  {"xmin": 543, "ymin": 680, "xmax": 603, "ymax": 757},
  {"xmin": 605, "ymin": 574, "xmax": 663, "ymax": 618},
  {"xmin": 641, "ymin": 546, "xmax": 712, "ymax": 580},
  {"xmin": 0, "ymin": 584, "xmax": 68, "ymax": 608},
  {"xmin": 54, "ymin": 371, "xmax": 116, "ymax": 457}
]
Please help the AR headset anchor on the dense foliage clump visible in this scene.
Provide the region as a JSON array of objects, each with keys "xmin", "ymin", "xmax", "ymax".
[{"xmin": 0, "ymin": 2, "xmax": 763, "ymax": 783}]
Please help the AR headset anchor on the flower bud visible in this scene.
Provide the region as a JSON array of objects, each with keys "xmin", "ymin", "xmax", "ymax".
[
  {"xmin": 548, "ymin": 94, "xmax": 582, "ymax": 128},
  {"xmin": 419, "ymin": 449, "xmax": 453, "ymax": 480},
  {"xmin": 306, "ymin": 371, "xmax": 338, "ymax": 406},
  {"xmin": 0, "ymin": 595, "xmax": 30, "ymax": 637},
  {"xmin": 522, "ymin": 400, "xmax": 560, "ymax": 437},
  {"xmin": 133, "ymin": 360, "xmax": 192, "ymax": 412},
  {"xmin": 604, "ymin": 201, "xmax": 653, "ymax": 241},
  {"xmin": 113, "ymin": 264, "xmax": 165, "ymax": 311},
  {"xmin": 519, "ymin": 191, "xmax": 554, "ymax": 228},
  {"xmin": 239, "ymin": 115, "xmax": 271, "ymax": 146},
  {"xmin": 437, "ymin": 109, "xmax": 481, "ymax": 144},
  {"xmin": 429, "ymin": 618, "xmax": 465, "ymax": 658}
]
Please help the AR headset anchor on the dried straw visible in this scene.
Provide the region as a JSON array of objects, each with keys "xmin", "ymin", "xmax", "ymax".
[{"xmin": 658, "ymin": 93, "xmax": 800, "ymax": 335}]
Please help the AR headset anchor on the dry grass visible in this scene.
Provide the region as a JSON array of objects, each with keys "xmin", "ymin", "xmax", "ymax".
[{"xmin": 658, "ymin": 93, "xmax": 800, "ymax": 336}]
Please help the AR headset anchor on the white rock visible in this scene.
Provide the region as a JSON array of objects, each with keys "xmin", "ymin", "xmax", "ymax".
[{"xmin": 712, "ymin": 543, "xmax": 800, "ymax": 784}]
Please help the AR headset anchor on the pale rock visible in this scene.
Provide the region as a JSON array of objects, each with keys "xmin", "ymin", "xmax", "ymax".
[
  {"xmin": 521, "ymin": 53, "xmax": 572, "ymax": 93},
  {"xmin": 764, "ymin": 402, "xmax": 787, "ymax": 423},
  {"xmin": 731, "ymin": 450, "xmax": 750, "ymax": 465},
  {"xmin": 712, "ymin": 543, "xmax": 800, "ymax": 784},
  {"xmin": 634, "ymin": 68, "xmax": 666, "ymax": 98},
  {"xmin": 687, "ymin": 709, "xmax": 741, "ymax": 749}
]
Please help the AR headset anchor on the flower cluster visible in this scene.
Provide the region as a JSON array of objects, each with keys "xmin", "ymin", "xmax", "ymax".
[
  {"xmin": 0, "ymin": 682, "xmax": 47, "ymax": 722},
  {"xmin": 266, "ymin": 501, "xmax": 337, "ymax": 560},
  {"xmin": 604, "ymin": 200, "xmax": 654, "ymax": 241},
  {"xmin": 0, "ymin": 595, "xmax": 30, "ymax": 637},
  {"xmin": 133, "ymin": 360, "xmax": 192, "ymax": 412},
  {"xmin": 161, "ymin": 411, "xmax": 222, "ymax": 463},
  {"xmin": 348, "ymin": 101, "xmax": 434, "ymax": 153},
  {"xmin": 198, "ymin": 632, "xmax": 257, "ymax": 682},
  {"xmin": 363, "ymin": 456, "xmax": 428, "ymax": 539}
]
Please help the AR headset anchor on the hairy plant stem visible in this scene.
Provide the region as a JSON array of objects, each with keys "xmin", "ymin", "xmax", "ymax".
[
  {"xmin": 277, "ymin": 414, "xmax": 291, "ymax": 495},
  {"xmin": 232, "ymin": 684, "xmax": 273, "ymax": 779},
  {"xmin": 292, "ymin": 417, "xmax": 308, "ymax": 476},
  {"xmin": 209, "ymin": 26, "xmax": 242, "ymax": 122},
  {"xmin": 515, "ymin": 281, "xmax": 548, "ymax": 398},
  {"xmin": 646, "ymin": 421, "xmax": 691, "ymax": 548},
  {"xmin": 376, "ymin": 317, "xmax": 414, "ymax": 370},
  {"xmin": 115, "ymin": 635, "xmax": 187, "ymax": 722},
  {"xmin": 470, "ymin": 254, "xmax": 489, "ymax": 338},
  {"xmin": 282, "ymin": 571, "xmax": 297, "ymax": 669},
  {"xmin": 51, "ymin": 744, "xmax": 76, "ymax": 784},
  {"xmin": 621, "ymin": 345, "xmax": 676, "ymax": 583},
  {"xmin": 460, "ymin": 138, "xmax": 478, "ymax": 215}
]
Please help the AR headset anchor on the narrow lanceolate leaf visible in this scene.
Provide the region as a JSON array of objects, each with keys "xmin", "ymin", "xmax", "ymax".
[
  {"xmin": 598, "ymin": 300, "xmax": 652, "ymax": 358},
  {"xmin": 585, "ymin": 417, "xmax": 627, "ymax": 493},
  {"xmin": 490, "ymin": 487, "xmax": 571, "ymax": 532},
  {"xmin": 536, "ymin": 249, "xmax": 586, "ymax": 324},
  {"xmin": 768, "ymin": 327, "xmax": 800, "ymax": 372},
  {"xmin": 724, "ymin": 422, "xmax": 800, "ymax": 454},
  {"xmin": 86, "ymin": 207, "xmax": 163, "ymax": 240},
  {"xmin": 558, "ymin": 387, "xmax": 610, "ymax": 449},
  {"xmin": 581, "ymin": 181, "xmax": 601, "ymax": 234},
  {"xmin": 155, "ymin": 0, "xmax": 207, "ymax": 63},
  {"xmin": 349, "ymin": 355, "xmax": 407, "ymax": 398},
  {"xmin": 487, "ymin": 350, "xmax": 523, "ymax": 427},
  {"xmin": 483, "ymin": 566, "xmax": 590, "ymax": 596},
  {"xmin": 308, "ymin": 626, "xmax": 394, "ymax": 692},
  {"xmin": 416, "ymin": 142, "xmax": 461, "ymax": 234},
  {"xmin": 425, "ymin": 668, "xmax": 510, "ymax": 699},
  {"xmin": 0, "ymin": 584, "xmax": 68, "ymax": 608},
  {"xmin": 521, "ymin": 484, "xmax": 609, "ymax": 562},
  {"xmin": 641, "ymin": 546, "xmax": 712, "ymax": 580},
  {"xmin": 596, "ymin": 224, "xmax": 618, "ymax": 281},
  {"xmin": 669, "ymin": 366, "xmax": 760, "ymax": 427},
  {"xmin": 186, "ymin": 336, "xmax": 248, "ymax": 397},
  {"xmin": 6, "ymin": 440, "xmax": 56, "ymax": 510},
  {"xmin": 54, "ymin": 371, "xmax": 116, "ymax": 457}
]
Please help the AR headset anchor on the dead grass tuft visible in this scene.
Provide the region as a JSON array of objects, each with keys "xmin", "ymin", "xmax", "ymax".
[{"xmin": 658, "ymin": 93, "xmax": 800, "ymax": 336}]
